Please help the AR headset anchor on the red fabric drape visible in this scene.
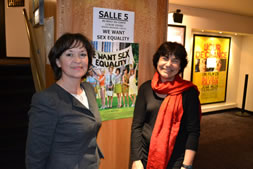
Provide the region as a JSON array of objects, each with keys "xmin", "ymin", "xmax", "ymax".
[{"xmin": 146, "ymin": 72, "xmax": 201, "ymax": 169}]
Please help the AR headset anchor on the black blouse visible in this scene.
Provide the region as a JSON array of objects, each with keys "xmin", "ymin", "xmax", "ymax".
[{"xmin": 130, "ymin": 80, "xmax": 201, "ymax": 168}]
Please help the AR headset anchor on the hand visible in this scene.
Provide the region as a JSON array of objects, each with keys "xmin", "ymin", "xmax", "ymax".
[{"xmin": 132, "ymin": 160, "xmax": 144, "ymax": 169}]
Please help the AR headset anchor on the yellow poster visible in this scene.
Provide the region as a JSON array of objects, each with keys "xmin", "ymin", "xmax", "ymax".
[{"xmin": 191, "ymin": 35, "xmax": 231, "ymax": 104}]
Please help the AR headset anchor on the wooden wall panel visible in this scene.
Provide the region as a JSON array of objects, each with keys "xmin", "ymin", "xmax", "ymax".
[
  {"xmin": 56, "ymin": 0, "xmax": 168, "ymax": 85},
  {"xmin": 97, "ymin": 118, "xmax": 132, "ymax": 169},
  {"xmin": 54, "ymin": 1, "xmax": 168, "ymax": 168},
  {"xmin": 44, "ymin": 0, "xmax": 57, "ymax": 87},
  {"xmin": 45, "ymin": 64, "xmax": 55, "ymax": 87}
]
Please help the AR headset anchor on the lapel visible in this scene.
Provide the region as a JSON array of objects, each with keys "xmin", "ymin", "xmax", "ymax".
[
  {"xmin": 54, "ymin": 83, "xmax": 97, "ymax": 120},
  {"xmin": 81, "ymin": 82, "xmax": 102, "ymax": 128},
  {"xmin": 80, "ymin": 82, "xmax": 101, "ymax": 123},
  {"xmin": 71, "ymin": 90, "xmax": 96, "ymax": 120}
]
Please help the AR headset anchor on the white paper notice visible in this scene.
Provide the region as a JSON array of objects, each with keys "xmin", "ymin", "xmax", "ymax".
[{"xmin": 93, "ymin": 7, "xmax": 135, "ymax": 43}]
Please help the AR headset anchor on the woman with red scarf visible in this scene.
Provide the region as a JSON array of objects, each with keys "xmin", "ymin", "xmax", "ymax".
[{"xmin": 130, "ymin": 42, "xmax": 201, "ymax": 169}]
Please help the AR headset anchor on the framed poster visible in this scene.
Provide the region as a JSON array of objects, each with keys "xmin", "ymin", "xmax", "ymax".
[
  {"xmin": 191, "ymin": 34, "xmax": 231, "ymax": 104},
  {"xmin": 8, "ymin": 0, "xmax": 24, "ymax": 7},
  {"xmin": 167, "ymin": 24, "xmax": 186, "ymax": 46}
]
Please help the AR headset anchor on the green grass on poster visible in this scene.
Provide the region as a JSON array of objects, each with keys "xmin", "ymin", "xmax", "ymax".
[
  {"xmin": 100, "ymin": 107, "xmax": 134, "ymax": 121},
  {"xmin": 96, "ymin": 96, "xmax": 135, "ymax": 121}
]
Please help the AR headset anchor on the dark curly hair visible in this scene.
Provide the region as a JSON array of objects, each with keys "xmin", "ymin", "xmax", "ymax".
[{"xmin": 153, "ymin": 42, "xmax": 188, "ymax": 73}]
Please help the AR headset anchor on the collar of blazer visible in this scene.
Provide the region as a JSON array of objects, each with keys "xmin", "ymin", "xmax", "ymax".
[{"xmin": 54, "ymin": 83, "xmax": 98, "ymax": 121}]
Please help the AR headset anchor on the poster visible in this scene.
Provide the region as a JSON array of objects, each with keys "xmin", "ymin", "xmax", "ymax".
[
  {"xmin": 93, "ymin": 7, "xmax": 135, "ymax": 43},
  {"xmin": 86, "ymin": 41, "xmax": 139, "ymax": 121},
  {"xmin": 191, "ymin": 35, "xmax": 231, "ymax": 104}
]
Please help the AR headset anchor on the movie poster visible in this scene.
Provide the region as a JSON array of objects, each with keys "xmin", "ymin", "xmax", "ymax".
[
  {"xmin": 191, "ymin": 35, "xmax": 231, "ymax": 104},
  {"xmin": 85, "ymin": 41, "xmax": 139, "ymax": 121}
]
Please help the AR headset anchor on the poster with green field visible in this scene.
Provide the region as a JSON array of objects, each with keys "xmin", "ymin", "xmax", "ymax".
[{"xmin": 85, "ymin": 41, "xmax": 139, "ymax": 121}]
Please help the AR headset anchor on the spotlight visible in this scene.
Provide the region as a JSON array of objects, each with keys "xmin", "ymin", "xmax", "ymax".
[{"xmin": 173, "ymin": 9, "xmax": 183, "ymax": 23}]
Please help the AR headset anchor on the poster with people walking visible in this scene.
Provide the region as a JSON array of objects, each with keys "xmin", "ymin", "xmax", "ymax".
[
  {"xmin": 84, "ymin": 41, "xmax": 139, "ymax": 121},
  {"xmin": 191, "ymin": 34, "xmax": 231, "ymax": 104}
]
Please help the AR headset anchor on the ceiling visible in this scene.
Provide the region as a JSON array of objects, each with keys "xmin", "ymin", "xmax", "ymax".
[{"xmin": 169, "ymin": 0, "xmax": 253, "ymax": 17}]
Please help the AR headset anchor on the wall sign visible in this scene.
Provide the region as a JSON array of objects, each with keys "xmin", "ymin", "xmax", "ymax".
[{"xmin": 93, "ymin": 7, "xmax": 135, "ymax": 43}]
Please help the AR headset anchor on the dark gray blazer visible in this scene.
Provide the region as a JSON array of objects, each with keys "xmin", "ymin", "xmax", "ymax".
[{"xmin": 26, "ymin": 82, "xmax": 103, "ymax": 169}]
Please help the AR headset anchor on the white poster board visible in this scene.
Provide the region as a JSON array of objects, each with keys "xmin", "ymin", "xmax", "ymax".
[{"xmin": 93, "ymin": 7, "xmax": 135, "ymax": 43}]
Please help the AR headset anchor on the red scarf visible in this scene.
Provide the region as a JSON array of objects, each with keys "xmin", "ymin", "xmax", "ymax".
[{"xmin": 146, "ymin": 72, "xmax": 201, "ymax": 169}]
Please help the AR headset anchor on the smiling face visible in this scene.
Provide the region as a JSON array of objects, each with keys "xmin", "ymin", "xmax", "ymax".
[
  {"xmin": 56, "ymin": 45, "xmax": 88, "ymax": 81},
  {"xmin": 157, "ymin": 55, "xmax": 181, "ymax": 82},
  {"xmin": 124, "ymin": 69, "xmax": 128, "ymax": 75}
]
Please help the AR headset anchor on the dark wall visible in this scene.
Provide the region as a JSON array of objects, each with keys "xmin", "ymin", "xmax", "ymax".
[
  {"xmin": 0, "ymin": 62, "xmax": 35, "ymax": 169},
  {"xmin": 0, "ymin": 0, "xmax": 6, "ymax": 58}
]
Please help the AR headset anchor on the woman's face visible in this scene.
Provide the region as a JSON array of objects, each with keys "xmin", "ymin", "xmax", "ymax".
[
  {"xmin": 88, "ymin": 70, "xmax": 93, "ymax": 76},
  {"xmin": 130, "ymin": 69, "xmax": 134, "ymax": 75},
  {"xmin": 124, "ymin": 69, "xmax": 128, "ymax": 74},
  {"xmin": 157, "ymin": 55, "xmax": 181, "ymax": 82},
  {"xmin": 199, "ymin": 59, "xmax": 207, "ymax": 72},
  {"xmin": 215, "ymin": 58, "xmax": 222, "ymax": 71},
  {"xmin": 109, "ymin": 67, "xmax": 113, "ymax": 73},
  {"xmin": 56, "ymin": 45, "xmax": 88, "ymax": 81}
]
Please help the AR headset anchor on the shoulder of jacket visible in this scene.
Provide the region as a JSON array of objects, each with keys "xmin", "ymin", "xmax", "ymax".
[
  {"xmin": 33, "ymin": 84, "xmax": 61, "ymax": 101},
  {"xmin": 81, "ymin": 81, "xmax": 93, "ymax": 89}
]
